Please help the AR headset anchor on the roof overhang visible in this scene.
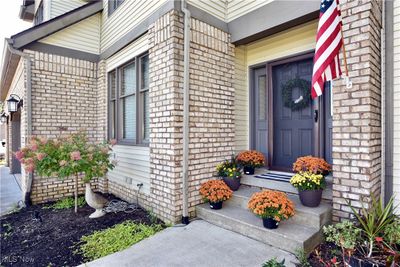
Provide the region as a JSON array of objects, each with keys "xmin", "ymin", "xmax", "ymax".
[
  {"xmin": 0, "ymin": 1, "xmax": 103, "ymax": 100},
  {"xmin": 19, "ymin": 0, "xmax": 35, "ymax": 22}
]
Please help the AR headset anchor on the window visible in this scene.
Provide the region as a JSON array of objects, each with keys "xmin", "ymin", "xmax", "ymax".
[
  {"xmin": 34, "ymin": 1, "xmax": 44, "ymax": 25},
  {"xmin": 108, "ymin": 0, "xmax": 124, "ymax": 16},
  {"xmin": 109, "ymin": 53, "xmax": 149, "ymax": 145}
]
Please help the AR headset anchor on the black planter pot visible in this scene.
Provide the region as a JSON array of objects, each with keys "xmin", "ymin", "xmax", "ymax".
[
  {"xmin": 262, "ymin": 217, "xmax": 279, "ymax": 229},
  {"xmin": 298, "ymin": 189, "xmax": 323, "ymax": 207},
  {"xmin": 243, "ymin": 166, "xmax": 255, "ymax": 175},
  {"xmin": 209, "ymin": 201, "xmax": 223, "ymax": 210},
  {"xmin": 222, "ymin": 176, "xmax": 241, "ymax": 191}
]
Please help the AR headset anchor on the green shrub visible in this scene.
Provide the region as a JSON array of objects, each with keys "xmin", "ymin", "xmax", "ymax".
[
  {"xmin": 384, "ymin": 219, "xmax": 400, "ymax": 246},
  {"xmin": 323, "ymin": 220, "xmax": 361, "ymax": 251},
  {"xmin": 75, "ymin": 221, "xmax": 163, "ymax": 261},
  {"xmin": 262, "ymin": 258, "xmax": 285, "ymax": 267},
  {"xmin": 294, "ymin": 248, "xmax": 311, "ymax": 267},
  {"xmin": 44, "ymin": 196, "xmax": 86, "ymax": 210}
]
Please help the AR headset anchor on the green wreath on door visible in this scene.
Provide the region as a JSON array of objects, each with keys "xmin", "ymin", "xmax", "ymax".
[{"xmin": 281, "ymin": 77, "xmax": 311, "ymax": 111}]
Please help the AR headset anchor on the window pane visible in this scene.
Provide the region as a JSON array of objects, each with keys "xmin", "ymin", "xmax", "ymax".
[
  {"xmin": 109, "ymin": 71, "xmax": 116, "ymax": 99},
  {"xmin": 123, "ymin": 95, "xmax": 136, "ymax": 140},
  {"xmin": 141, "ymin": 55, "xmax": 149, "ymax": 89},
  {"xmin": 110, "ymin": 100, "xmax": 116, "ymax": 139},
  {"xmin": 141, "ymin": 90, "xmax": 149, "ymax": 141},
  {"xmin": 121, "ymin": 62, "xmax": 136, "ymax": 96}
]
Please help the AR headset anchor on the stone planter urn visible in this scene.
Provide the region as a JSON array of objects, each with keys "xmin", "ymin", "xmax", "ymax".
[{"xmin": 85, "ymin": 183, "xmax": 108, "ymax": 218}]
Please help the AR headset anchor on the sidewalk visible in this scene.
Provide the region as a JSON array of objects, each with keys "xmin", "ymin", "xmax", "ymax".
[
  {"xmin": 0, "ymin": 166, "xmax": 22, "ymax": 216},
  {"xmin": 81, "ymin": 220, "xmax": 297, "ymax": 267}
]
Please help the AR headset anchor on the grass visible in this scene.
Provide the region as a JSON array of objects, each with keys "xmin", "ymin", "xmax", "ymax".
[
  {"xmin": 75, "ymin": 220, "xmax": 163, "ymax": 261},
  {"xmin": 43, "ymin": 196, "xmax": 86, "ymax": 210}
]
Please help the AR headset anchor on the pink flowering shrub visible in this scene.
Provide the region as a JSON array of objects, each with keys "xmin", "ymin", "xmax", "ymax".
[{"xmin": 15, "ymin": 132, "xmax": 116, "ymax": 183}]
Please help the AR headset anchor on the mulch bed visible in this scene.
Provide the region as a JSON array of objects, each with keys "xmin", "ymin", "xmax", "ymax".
[
  {"xmin": 0, "ymin": 194, "xmax": 160, "ymax": 267},
  {"xmin": 308, "ymin": 242, "xmax": 390, "ymax": 267}
]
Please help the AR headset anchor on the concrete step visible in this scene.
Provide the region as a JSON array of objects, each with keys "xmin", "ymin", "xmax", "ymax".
[
  {"xmin": 228, "ymin": 186, "xmax": 332, "ymax": 229},
  {"xmin": 196, "ymin": 203, "xmax": 323, "ymax": 254},
  {"xmin": 240, "ymin": 169, "xmax": 333, "ymax": 201}
]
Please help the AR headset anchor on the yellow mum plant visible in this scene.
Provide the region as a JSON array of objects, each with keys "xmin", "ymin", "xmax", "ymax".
[{"xmin": 290, "ymin": 171, "xmax": 326, "ymax": 191}]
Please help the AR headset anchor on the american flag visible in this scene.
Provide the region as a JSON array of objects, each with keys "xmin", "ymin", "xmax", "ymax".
[{"xmin": 311, "ymin": 0, "xmax": 343, "ymax": 99}]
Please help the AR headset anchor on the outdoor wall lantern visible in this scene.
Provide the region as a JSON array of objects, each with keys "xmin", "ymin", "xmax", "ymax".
[
  {"xmin": 7, "ymin": 94, "xmax": 23, "ymax": 113},
  {"xmin": 0, "ymin": 112, "xmax": 8, "ymax": 124}
]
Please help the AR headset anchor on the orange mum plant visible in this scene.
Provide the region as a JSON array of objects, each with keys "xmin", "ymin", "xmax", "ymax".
[
  {"xmin": 248, "ymin": 190, "xmax": 295, "ymax": 221},
  {"xmin": 199, "ymin": 180, "xmax": 233, "ymax": 203},
  {"xmin": 293, "ymin": 155, "xmax": 331, "ymax": 174},
  {"xmin": 236, "ymin": 150, "xmax": 265, "ymax": 168}
]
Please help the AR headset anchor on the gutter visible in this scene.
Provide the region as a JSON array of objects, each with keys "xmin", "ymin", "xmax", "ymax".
[
  {"xmin": 6, "ymin": 39, "xmax": 33, "ymax": 206},
  {"xmin": 181, "ymin": 0, "xmax": 190, "ymax": 225}
]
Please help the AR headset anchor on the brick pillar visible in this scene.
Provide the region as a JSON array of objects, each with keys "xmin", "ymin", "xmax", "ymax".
[
  {"xmin": 332, "ymin": 0, "xmax": 382, "ymax": 221},
  {"xmin": 148, "ymin": 10, "xmax": 185, "ymax": 223}
]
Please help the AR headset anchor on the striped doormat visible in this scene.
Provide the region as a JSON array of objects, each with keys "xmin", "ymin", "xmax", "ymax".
[{"xmin": 254, "ymin": 172, "xmax": 294, "ymax": 183}]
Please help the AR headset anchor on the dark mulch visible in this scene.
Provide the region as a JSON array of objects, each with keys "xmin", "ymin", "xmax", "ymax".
[
  {"xmin": 0, "ymin": 194, "xmax": 160, "ymax": 267},
  {"xmin": 308, "ymin": 242, "xmax": 393, "ymax": 267}
]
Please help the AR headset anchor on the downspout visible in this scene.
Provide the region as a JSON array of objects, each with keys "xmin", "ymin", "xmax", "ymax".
[
  {"xmin": 380, "ymin": 0, "xmax": 385, "ymax": 202},
  {"xmin": 6, "ymin": 39, "xmax": 33, "ymax": 206},
  {"xmin": 181, "ymin": 0, "xmax": 190, "ymax": 225}
]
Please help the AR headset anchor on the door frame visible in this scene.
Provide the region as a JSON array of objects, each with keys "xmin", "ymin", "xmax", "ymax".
[{"xmin": 249, "ymin": 51, "xmax": 324, "ymax": 170}]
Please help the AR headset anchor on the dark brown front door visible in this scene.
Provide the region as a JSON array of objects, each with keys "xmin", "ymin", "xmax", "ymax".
[{"xmin": 271, "ymin": 57, "xmax": 315, "ymax": 171}]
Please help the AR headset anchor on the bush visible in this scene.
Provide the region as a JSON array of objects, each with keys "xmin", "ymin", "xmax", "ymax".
[
  {"xmin": 44, "ymin": 196, "xmax": 86, "ymax": 210},
  {"xmin": 262, "ymin": 258, "xmax": 285, "ymax": 267},
  {"xmin": 199, "ymin": 180, "xmax": 233, "ymax": 203},
  {"xmin": 75, "ymin": 221, "xmax": 163, "ymax": 261},
  {"xmin": 384, "ymin": 219, "xmax": 400, "ymax": 246},
  {"xmin": 290, "ymin": 171, "xmax": 326, "ymax": 191},
  {"xmin": 248, "ymin": 190, "xmax": 295, "ymax": 221},
  {"xmin": 323, "ymin": 220, "xmax": 361, "ymax": 251}
]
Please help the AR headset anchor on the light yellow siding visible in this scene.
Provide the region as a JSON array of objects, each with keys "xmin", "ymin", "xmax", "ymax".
[
  {"xmin": 234, "ymin": 20, "xmax": 318, "ymax": 152},
  {"xmin": 101, "ymin": 0, "xmax": 167, "ymax": 52},
  {"xmin": 50, "ymin": 0, "xmax": 86, "ymax": 18},
  {"xmin": 187, "ymin": 0, "xmax": 227, "ymax": 21},
  {"xmin": 106, "ymin": 34, "xmax": 148, "ymax": 71},
  {"xmin": 393, "ymin": 0, "xmax": 400, "ymax": 213},
  {"xmin": 226, "ymin": 0, "xmax": 273, "ymax": 22},
  {"xmin": 106, "ymin": 35, "xmax": 150, "ymax": 193},
  {"xmin": 39, "ymin": 14, "xmax": 101, "ymax": 54},
  {"xmin": 234, "ymin": 46, "xmax": 248, "ymax": 152},
  {"xmin": 108, "ymin": 146, "xmax": 151, "ymax": 195}
]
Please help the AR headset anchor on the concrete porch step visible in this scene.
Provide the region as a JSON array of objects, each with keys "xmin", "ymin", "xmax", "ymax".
[
  {"xmin": 240, "ymin": 169, "xmax": 333, "ymax": 201},
  {"xmin": 228, "ymin": 186, "xmax": 332, "ymax": 229},
  {"xmin": 196, "ymin": 203, "xmax": 322, "ymax": 254}
]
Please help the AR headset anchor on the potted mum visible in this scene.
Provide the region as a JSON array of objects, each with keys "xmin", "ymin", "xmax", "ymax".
[
  {"xmin": 248, "ymin": 190, "xmax": 295, "ymax": 229},
  {"xmin": 16, "ymin": 132, "xmax": 115, "ymax": 214},
  {"xmin": 236, "ymin": 150, "xmax": 265, "ymax": 175},
  {"xmin": 199, "ymin": 180, "xmax": 233, "ymax": 210},
  {"xmin": 216, "ymin": 156, "xmax": 242, "ymax": 191},
  {"xmin": 292, "ymin": 156, "xmax": 331, "ymax": 207}
]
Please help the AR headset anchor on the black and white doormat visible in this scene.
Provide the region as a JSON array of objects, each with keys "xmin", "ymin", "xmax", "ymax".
[{"xmin": 254, "ymin": 172, "xmax": 293, "ymax": 183}]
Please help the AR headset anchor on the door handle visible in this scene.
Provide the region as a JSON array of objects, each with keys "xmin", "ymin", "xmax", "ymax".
[{"xmin": 314, "ymin": 110, "xmax": 318, "ymax": 122}]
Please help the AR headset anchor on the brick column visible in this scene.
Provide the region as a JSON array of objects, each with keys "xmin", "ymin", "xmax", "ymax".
[
  {"xmin": 332, "ymin": 0, "xmax": 382, "ymax": 221},
  {"xmin": 148, "ymin": 11, "xmax": 235, "ymax": 223}
]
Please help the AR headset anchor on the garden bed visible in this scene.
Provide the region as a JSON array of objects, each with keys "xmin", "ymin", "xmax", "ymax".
[{"xmin": 0, "ymin": 194, "xmax": 163, "ymax": 267}]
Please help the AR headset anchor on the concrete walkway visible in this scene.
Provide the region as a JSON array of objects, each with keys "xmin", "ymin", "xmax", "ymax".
[
  {"xmin": 81, "ymin": 220, "xmax": 297, "ymax": 267},
  {"xmin": 0, "ymin": 166, "xmax": 22, "ymax": 216}
]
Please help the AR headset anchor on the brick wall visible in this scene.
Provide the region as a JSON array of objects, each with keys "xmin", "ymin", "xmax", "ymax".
[
  {"xmin": 332, "ymin": 0, "xmax": 382, "ymax": 221},
  {"xmin": 147, "ymin": 11, "xmax": 235, "ymax": 223},
  {"xmin": 24, "ymin": 49, "xmax": 103, "ymax": 203}
]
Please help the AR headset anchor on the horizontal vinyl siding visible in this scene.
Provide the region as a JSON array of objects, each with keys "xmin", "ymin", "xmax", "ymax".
[
  {"xmin": 106, "ymin": 34, "xmax": 148, "ymax": 71},
  {"xmin": 226, "ymin": 0, "xmax": 273, "ymax": 22},
  {"xmin": 393, "ymin": 0, "xmax": 400, "ymax": 214},
  {"xmin": 187, "ymin": 0, "xmax": 226, "ymax": 21},
  {"xmin": 50, "ymin": 0, "xmax": 86, "ymax": 18},
  {"xmin": 234, "ymin": 46, "xmax": 248, "ymax": 152},
  {"xmin": 233, "ymin": 21, "xmax": 317, "ymax": 154},
  {"xmin": 108, "ymin": 146, "xmax": 151, "ymax": 195},
  {"xmin": 101, "ymin": 0, "xmax": 167, "ymax": 52},
  {"xmin": 39, "ymin": 14, "xmax": 101, "ymax": 54}
]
